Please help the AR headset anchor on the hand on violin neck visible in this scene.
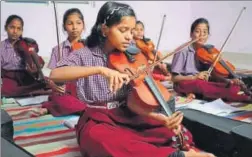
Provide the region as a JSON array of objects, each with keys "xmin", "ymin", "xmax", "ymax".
[
  {"xmin": 148, "ymin": 111, "xmax": 184, "ymax": 132},
  {"xmin": 129, "ymin": 103, "xmax": 184, "ymax": 132},
  {"xmin": 195, "ymin": 71, "xmax": 209, "ymax": 81},
  {"xmin": 99, "ymin": 67, "xmax": 130, "ymax": 93}
]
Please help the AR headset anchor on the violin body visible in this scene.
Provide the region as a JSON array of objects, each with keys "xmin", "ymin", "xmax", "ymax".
[
  {"xmin": 196, "ymin": 45, "xmax": 236, "ymax": 78},
  {"xmin": 14, "ymin": 37, "xmax": 45, "ymax": 82},
  {"xmin": 135, "ymin": 39, "xmax": 164, "ymax": 62},
  {"xmin": 108, "ymin": 51, "xmax": 171, "ymax": 112},
  {"xmin": 135, "ymin": 39, "xmax": 156, "ymax": 61},
  {"xmin": 135, "ymin": 39, "xmax": 169, "ymax": 76}
]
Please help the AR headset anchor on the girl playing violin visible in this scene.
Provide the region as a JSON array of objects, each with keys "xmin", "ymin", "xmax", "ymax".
[
  {"xmin": 1, "ymin": 15, "xmax": 48, "ymax": 97},
  {"xmin": 50, "ymin": 2, "xmax": 215, "ymax": 157},
  {"xmin": 42, "ymin": 8, "xmax": 87, "ymax": 116},
  {"xmin": 171, "ymin": 18, "xmax": 252, "ymax": 102},
  {"xmin": 133, "ymin": 20, "xmax": 172, "ymax": 81}
]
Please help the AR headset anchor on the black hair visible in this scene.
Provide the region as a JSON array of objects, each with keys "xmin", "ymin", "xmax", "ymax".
[
  {"xmin": 135, "ymin": 20, "xmax": 151, "ymax": 43},
  {"xmin": 136, "ymin": 20, "xmax": 144, "ymax": 28},
  {"xmin": 86, "ymin": 1, "xmax": 136, "ymax": 47},
  {"xmin": 5, "ymin": 15, "xmax": 24, "ymax": 30},
  {"xmin": 190, "ymin": 18, "xmax": 210, "ymax": 34},
  {"xmin": 63, "ymin": 8, "xmax": 84, "ymax": 31}
]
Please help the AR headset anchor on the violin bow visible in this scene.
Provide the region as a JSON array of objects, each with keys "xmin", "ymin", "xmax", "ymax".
[
  {"xmin": 207, "ymin": 7, "xmax": 246, "ymax": 76},
  {"xmin": 153, "ymin": 14, "xmax": 167, "ymax": 64},
  {"xmin": 149, "ymin": 38, "xmax": 199, "ymax": 71},
  {"xmin": 52, "ymin": 1, "xmax": 62, "ymax": 62},
  {"xmin": 132, "ymin": 38, "xmax": 200, "ymax": 80}
]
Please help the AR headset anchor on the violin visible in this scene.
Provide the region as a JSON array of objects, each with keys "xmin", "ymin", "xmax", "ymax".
[
  {"xmin": 108, "ymin": 38, "xmax": 199, "ymax": 151},
  {"xmin": 196, "ymin": 44, "xmax": 236, "ymax": 78},
  {"xmin": 135, "ymin": 38, "xmax": 170, "ymax": 75},
  {"xmin": 14, "ymin": 37, "xmax": 45, "ymax": 83},
  {"xmin": 195, "ymin": 7, "xmax": 251, "ymax": 95},
  {"xmin": 135, "ymin": 38, "xmax": 161, "ymax": 61},
  {"xmin": 196, "ymin": 44, "xmax": 251, "ymax": 96},
  {"xmin": 136, "ymin": 39, "xmax": 171, "ymax": 78},
  {"xmin": 134, "ymin": 15, "xmax": 169, "ymax": 76}
]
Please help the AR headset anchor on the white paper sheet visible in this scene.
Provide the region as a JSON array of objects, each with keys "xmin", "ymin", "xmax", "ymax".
[
  {"xmin": 186, "ymin": 98, "xmax": 245, "ymax": 116},
  {"xmin": 16, "ymin": 95, "xmax": 49, "ymax": 106}
]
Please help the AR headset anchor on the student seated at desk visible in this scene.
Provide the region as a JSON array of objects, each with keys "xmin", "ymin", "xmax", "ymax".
[
  {"xmin": 171, "ymin": 18, "xmax": 252, "ymax": 103},
  {"xmin": 1, "ymin": 15, "xmax": 49, "ymax": 97},
  {"xmin": 50, "ymin": 2, "xmax": 215, "ymax": 157}
]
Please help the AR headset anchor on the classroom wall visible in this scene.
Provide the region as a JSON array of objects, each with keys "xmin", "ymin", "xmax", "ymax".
[
  {"xmin": 0, "ymin": 1, "xmax": 99, "ymax": 57},
  {"xmin": 1, "ymin": 1, "xmax": 251, "ymax": 57},
  {"xmin": 190, "ymin": 1, "xmax": 252, "ymax": 55}
]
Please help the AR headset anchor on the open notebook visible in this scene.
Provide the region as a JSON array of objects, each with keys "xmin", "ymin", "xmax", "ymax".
[{"xmin": 185, "ymin": 98, "xmax": 246, "ymax": 116}]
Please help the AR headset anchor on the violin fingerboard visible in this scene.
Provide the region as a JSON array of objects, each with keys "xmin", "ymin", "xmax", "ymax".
[{"xmin": 144, "ymin": 76, "xmax": 173, "ymax": 116}]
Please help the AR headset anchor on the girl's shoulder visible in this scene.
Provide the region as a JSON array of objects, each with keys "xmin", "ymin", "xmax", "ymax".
[
  {"xmin": 0, "ymin": 39, "xmax": 9, "ymax": 47},
  {"xmin": 178, "ymin": 45, "xmax": 195, "ymax": 55},
  {"xmin": 52, "ymin": 40, "xmax": 69, "ymax": 51},
  {"xmin": 71, "ymin": 46, "xmax": 100, "ymax": 58}
]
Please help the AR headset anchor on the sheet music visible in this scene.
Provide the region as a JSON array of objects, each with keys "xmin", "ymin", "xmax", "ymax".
[{"xmin": 186, "ymin": 98, "xmax": 245, "ymax": 116}]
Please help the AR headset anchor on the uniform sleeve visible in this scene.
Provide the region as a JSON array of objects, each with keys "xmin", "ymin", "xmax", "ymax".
[
  {"xmin": 171, "ymin": 51, "xmax": 186, "ymax": 75},
  {"xmin": 56, "ymin": 49, "xmax": 83, "ymax": 67},
  {"xmin": 47, "ymin": 47, "xmax": 58, "ymax": 69}
]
